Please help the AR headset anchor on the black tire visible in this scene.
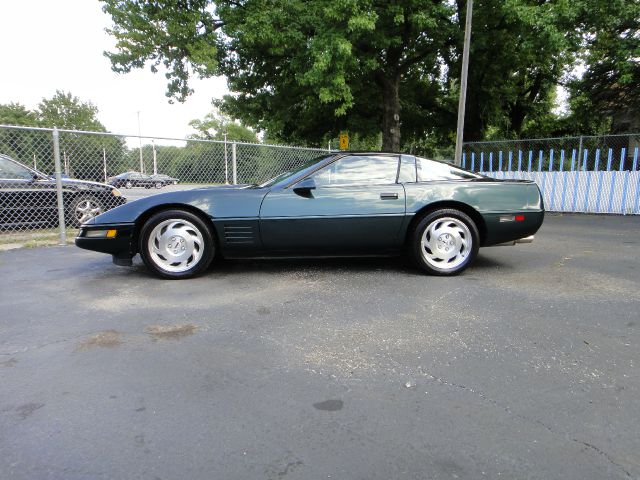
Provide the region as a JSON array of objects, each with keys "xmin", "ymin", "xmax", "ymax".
[
  {"xmin": 139, "ymin": 209, "xmax": 215, "ymax": 279},
  {"xmin": 411, "ymin": 208, "xmax": 479, "ymax": 276},
  {"xmin": 67, "ymin": 195, "xmax": 104, "ymax": 227},
  {"xmin": 125, "ymin": 181, "xmax": 133, "ymax": 189},
  {"xmin": 155, "ymin": 182, "xmax": 163, "ymax": 189}
]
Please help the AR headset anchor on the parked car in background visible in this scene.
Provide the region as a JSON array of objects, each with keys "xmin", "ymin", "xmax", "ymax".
[
  {"xmin": 150, "ymin": 174, "xmax": 179, "ymax": 186},
  {"xmin": 77, "ymin": 152, "xmax": 544, "ymax": 279},
  {"xmin": 108, "ymin": 172, "xmax": 163, "ymax": 189},
  {"xmin": 0, "ymin": 153, "xmax": 126, "ymax": 228}
]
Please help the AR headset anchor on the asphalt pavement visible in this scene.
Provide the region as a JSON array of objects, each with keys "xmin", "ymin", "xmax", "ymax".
[{"xmin": 1, "ymin": 214, "xmax": 639, "ymax": 479}]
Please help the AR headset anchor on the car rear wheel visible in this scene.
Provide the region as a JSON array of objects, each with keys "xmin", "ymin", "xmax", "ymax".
[
  {"xmin": 69, "ymin": 195, "xmax": 103, "ymax": 227},
  {"xmin": 155, "ymin": 182, "xmax": 162, "ymax": 189},
  {"xmin": 125, "ymin": 181, "xmax": 133, "ymax": 189},
  {"xmin": 411, "ymin": 208, "xmax": 479, "ymax": 276},
  {"xmin": 139, "ymin": 209, "xmax": 215, "ymax": 279}
]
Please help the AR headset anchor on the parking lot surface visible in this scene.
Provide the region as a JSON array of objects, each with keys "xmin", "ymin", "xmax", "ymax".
[{"xmin": 1, "ymin": 214, "xmax": 639, "ymax": 479}]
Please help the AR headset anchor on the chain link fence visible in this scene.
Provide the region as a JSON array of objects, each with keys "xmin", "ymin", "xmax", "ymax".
[
  {"xmin": 2, "ymin": 126, "xmax": 638, "ymax": 249},
  {"xmin": 0, "ymin": 125, "xmax": 330, "ymax": 246},
  {"xmin": 463, "ymin": 133, "xmax": 640, "ymax": 214}
]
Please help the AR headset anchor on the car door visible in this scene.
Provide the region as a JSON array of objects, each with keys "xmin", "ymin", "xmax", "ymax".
[
  {"xmin": 259, "ymin": 154, "xmax": 405, "ymax": 253},
  {"xmin": 0, "ymin": 156, "xmax": 57, "ymax": 227}
]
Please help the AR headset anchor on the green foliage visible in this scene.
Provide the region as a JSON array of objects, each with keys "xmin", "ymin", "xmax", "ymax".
[
  {"xmin": 99, "ymin": 0, "xmax": 639, "ymax": 152},
  {"xmin": 0, "ymin": 104, "xmax": 41, "ymax": 162},
  {"xmin": 451, "ymin": 0, "xmax": 584, "ymax": 141},
  {"xmin": 216, "ymin": 0, "xmax": 455, "ymax": 151},
  {"xmin": 102, "ymin": 0, "xmax": 222, "ymax": 101},
  {"xmin": 565, "ymin": 0, "xmax": 640, "ymax": 134},
  {"xmin": 189, "ymin": 109, "xmax": 259, "ymax": 142},
  {"xmin": 1, "ymin": 93, "xmax": 121, "ymax": 180},
  {"xmin": 37, "ymin": 90, "xmax": 107, "ymax": 131},
  {"xmin": 0, "ymin": 103, "xmax": 39, "ymax": 127}
]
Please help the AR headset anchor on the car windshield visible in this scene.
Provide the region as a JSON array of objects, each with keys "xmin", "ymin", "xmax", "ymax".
[
  {"xmin": 0, "ymin": 156, "xmax": 41, "ymax": 180},
  {"xmin": 257, "ymin": 155, "xmax": 333, "ymax": 188}
]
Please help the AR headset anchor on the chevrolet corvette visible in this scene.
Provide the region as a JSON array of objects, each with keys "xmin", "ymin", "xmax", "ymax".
[{"xmin": 76, "ymin": 152, "xmax": 544, "ymax": 279}]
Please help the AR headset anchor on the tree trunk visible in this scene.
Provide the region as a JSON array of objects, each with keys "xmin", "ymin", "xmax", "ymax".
[
  {"xmin": 508, "ymin": 101, "xmax": 527, "ymax": 137},
  {"xmin": 381, "ymin": 76, "xmax": 401, "ymax": 152}
]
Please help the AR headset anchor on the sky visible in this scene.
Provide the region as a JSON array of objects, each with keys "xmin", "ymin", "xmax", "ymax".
[{"xmin": 0, "ymin": 0, "xmax": 229, "ymax": 140}]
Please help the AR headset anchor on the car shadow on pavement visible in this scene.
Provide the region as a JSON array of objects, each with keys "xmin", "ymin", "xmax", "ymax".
[
  {"xmin": 78, "ymin": 251, "xmax": 509, "ymax": 280},
  {"xmin": 203, "ymin": 254, "xmax": 508, "ymax": 278}
]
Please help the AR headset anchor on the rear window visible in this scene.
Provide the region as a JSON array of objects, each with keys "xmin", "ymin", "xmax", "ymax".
[{"xmin": 416, "ymin": 157, "xmax": 480, "ymax": 181}]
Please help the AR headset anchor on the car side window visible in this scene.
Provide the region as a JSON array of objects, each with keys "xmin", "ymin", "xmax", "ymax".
[
  {"xmin": 398, "ymin": 155, "xmax": 416, "ymax": 183},
  {"xmin": 416, "ymin": 157, "xmax": 479, "ymax": 181},
  {"xmin": 311, "ymin": 155, "xmax": 399, "ymax": 187},
  {"xmin": 0, "ymin": 157, "xmax": 33, "ymax": 180}
]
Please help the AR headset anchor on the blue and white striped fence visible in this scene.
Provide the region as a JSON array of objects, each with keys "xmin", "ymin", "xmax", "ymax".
[{"xmin": 462, "ymin": 147, "xmax": 640, "ymax": 215}]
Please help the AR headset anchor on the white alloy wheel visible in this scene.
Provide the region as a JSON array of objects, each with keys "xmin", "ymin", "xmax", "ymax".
[
  {"xmin": 147, "ymin": 218, "xmax": 206, "ymax": 273},
  {"xmin": 420, "ymin": 217, "xmax": 472, "ymax": 271}
]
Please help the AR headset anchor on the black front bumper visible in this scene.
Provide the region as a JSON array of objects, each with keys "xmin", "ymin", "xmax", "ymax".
[{"xmin": 75, "ymin": 223, "xmax": 136, "ymax": 264}]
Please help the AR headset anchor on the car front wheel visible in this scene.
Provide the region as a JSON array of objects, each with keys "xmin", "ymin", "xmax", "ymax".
[
  {"xmin": 69, "ymin": 195, "xmax": 103, "ymax": 227},
  {"xmin": 139, "ymin": 209, "xmax": 215, "ymax": 279},
  {"xmin": 412, "ymin": 208, "xmax": 479, "ymax": 276},
  {"xmin": 125, "ymin": 181, "xmax": 133, "ymax": 189}
]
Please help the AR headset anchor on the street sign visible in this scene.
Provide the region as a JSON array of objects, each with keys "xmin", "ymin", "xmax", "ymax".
[{"xmin": 339, "ymin": 132, "xmax": 349, "ymax": 150}]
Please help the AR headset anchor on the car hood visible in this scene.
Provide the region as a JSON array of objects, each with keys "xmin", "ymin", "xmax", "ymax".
[
  {"xmin": 35, "ymin": 176, "xmax": 116, "ymax": 191},
  {"xmin": 195, "ymin": 183, "xmax": 255, "ymax": 190},
  {"xmin": 85, "ymin": 183, "xmax": 268, "ymax": 225},
  {"xmin": 59, "ymin": 178, "xmax": 115, "ymax": 190}
]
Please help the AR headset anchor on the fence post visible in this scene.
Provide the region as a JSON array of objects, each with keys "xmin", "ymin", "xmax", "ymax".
[
  {"xmin": 152, "ymin": 140, "xmax": 158, "ymax": 175},
  {"xmin": 577, "ymin": 136, "xmax": 583, "ymax": 167},
  {"xmin": 103, "ymin": 148, "xmax": 107, "ymax": 183},
  {"xmin": 224, "ymin": 134, "xmax": 229, "ymax": 184},
  {"xmin": 232, "ymin": 141, "xmax": 237, "ymax": 184},
  {"xmin": 52, "ymin": 128, "xmax": 67, "ymax": 245}
]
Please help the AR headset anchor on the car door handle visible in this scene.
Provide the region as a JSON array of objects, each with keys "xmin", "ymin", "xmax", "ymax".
[{"xmin": 380, "ymin": 193, "xmax": 399, "ymax": 200}]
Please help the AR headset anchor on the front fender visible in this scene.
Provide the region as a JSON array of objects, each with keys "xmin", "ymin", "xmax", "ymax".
[{"xmin": 86, "ymin": 187, "xmax": 267, "ymax": 225}]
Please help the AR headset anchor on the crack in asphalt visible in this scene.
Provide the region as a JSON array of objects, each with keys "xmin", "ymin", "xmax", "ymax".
[{"xmin": 418, "ymin": 368, "xmax": 633, "ymax": 478}]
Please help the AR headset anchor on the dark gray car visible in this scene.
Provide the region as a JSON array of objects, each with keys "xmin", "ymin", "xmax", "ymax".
[{"xmin": 0, "ymin": 154, "xmax": 126, "ymax": 228}]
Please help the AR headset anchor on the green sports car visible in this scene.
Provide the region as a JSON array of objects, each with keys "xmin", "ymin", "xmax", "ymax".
[{"xmin": 76, "ymin": 152, "xmax": 544, "ymax": 279}]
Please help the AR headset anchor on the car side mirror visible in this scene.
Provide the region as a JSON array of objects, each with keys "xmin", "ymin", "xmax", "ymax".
[{"xmin": 293, "ymin": 177, "xmax": 316, "ymax": 198}]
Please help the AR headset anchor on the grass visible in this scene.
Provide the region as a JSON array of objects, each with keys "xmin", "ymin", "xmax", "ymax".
[{"xmin": 0, "ymin": 228, "xmax": 78, "ymax": 250}]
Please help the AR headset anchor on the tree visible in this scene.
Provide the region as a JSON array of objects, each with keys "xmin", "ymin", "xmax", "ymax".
[
  {"xmin": 102, "ymin": 0, "xmax": 620, "ymax": 152},
  {"xmin": 36, "ymin": 91, "xmax": 117, "ymax": 180},
  {"xmin": 446, "ymin": 0, "xmax": 585, "ymax": 141},
  {"xmin": 0, "ymin": 103, "xmax": 39, "ymax": 126},
  {"xmin": 37, "ymin": 90, "xmax": 107, "ymax": 131},
  {"xmin": 102, "ymin": 0, "xmax": 453, "ymax": 151},
  {"xmin": 0, "ymin": 104, "xmax": 42, "ymax": 163},
  {"xmin": 189, "ymin": 110, "xmax": 259, "ymax": 142},
  {"xmin": 566, "ymin": 0, "xmax": 640, "ymax": 134}
]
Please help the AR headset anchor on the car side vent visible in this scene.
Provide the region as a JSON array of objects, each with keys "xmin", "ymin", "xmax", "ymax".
[{"xmin": 223, "ymin": 224, "xmax": 256, "ymax": 245}]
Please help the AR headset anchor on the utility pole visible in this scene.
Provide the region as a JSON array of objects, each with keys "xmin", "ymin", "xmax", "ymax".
[{"xmin": 454, "ymin": 0, "xmax": 473, "ymax": 166}]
